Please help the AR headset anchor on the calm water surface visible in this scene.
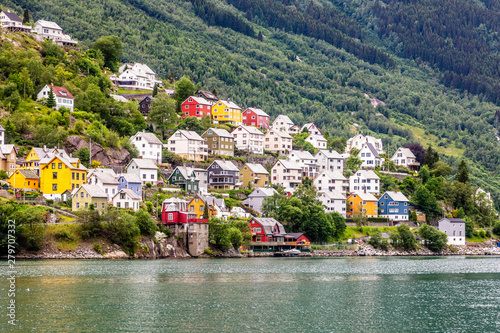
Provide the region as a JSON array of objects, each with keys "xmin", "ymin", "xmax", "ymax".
[{"xmin": 1, "ymin": 257, "xmax": 500, "ymax": 332}]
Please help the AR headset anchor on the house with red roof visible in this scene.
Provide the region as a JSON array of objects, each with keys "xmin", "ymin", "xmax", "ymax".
[
  {"xmin": 242, "ymin": 107, "xmax": 270, "ymax": 129},
  {"xmin": 37, "ymin": 85, "xmax": 75, "ymax": 111},
  {"xmin": 181, "ymin": 96, "xmax": 212, "ymax": 119}
]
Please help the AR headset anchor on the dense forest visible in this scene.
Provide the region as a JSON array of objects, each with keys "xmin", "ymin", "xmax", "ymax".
[{"xmin": 2, "ymin": 0, "xmax": 500, "ymax": 207}]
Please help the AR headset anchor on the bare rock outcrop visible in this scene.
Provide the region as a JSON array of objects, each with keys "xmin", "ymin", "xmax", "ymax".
[{"xmin": 64, "ymin": 135, "xmax": 130, "ymax": 166}]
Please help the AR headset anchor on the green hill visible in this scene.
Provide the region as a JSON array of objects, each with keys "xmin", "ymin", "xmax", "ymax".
[{"xmin": 1, "ymin": 0, "xmax": 500, "ymax": 207}]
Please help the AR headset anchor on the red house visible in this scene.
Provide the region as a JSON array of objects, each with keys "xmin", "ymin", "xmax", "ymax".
[
  {"xmin": 242, "ymin": 108, "xmax": 270, "ymax": 129},
  {"xmin": 284, "ymin": 233, "xmax": 310, "ymax": 245},
  {"xmin": 249, "ymin": 217, "xmax": 286, "ymax": 242},
  {"xmin": 181, "ymin": 96, "xmax": 212, "ymax": 119},
  {"xmin": 161, "ymin": 198, "xmax": 208, "ymax": 224}
]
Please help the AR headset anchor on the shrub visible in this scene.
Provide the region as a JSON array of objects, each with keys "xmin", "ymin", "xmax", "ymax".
[
  {"xmin": 54, "ymin": 229, "xmax": 76, "ymax": 242},
  {"xmin": 93, "ymin": 243, "xmax": 103, "ymax": 254},
  {"xmin": 103, "ymin": 211, "xmax": 140, "ymax": 255},
  {"xmin": 135, "ymin": 209, "xmax": 158, "ymax": 237},
  {"xmin": 367, "ymin": 232, "xmax": 389, "ymax": 251},
  {"xmin": 478, "ymin": 229, "xmax": 487, "ymax": 238},
  {"xmin": 203, "ymin": 247, "xmax": 213, "ymax": 255},
  {"xmin": 493, "ymin": 221, "xmax": 500, "ymax": 236},
  {"xmin": 163, "ymin": 227, "xmax": 172, "ymax": 237},
  {"xmin": 418, "ymin": 224, "xmax": 447, "ymax": 252}
]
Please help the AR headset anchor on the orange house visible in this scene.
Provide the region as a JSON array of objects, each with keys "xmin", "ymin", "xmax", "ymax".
[{"xmin": 347, "ymin": 191, "xmax": 378, "ymax": 217}]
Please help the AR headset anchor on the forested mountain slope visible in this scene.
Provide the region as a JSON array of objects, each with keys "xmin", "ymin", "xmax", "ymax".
[{"xmin": 3, "ymin": 0, "xmax": 500, "ymax": 205}]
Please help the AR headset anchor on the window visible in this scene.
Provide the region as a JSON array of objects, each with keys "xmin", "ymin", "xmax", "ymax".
[
  {"xmin": 58, "ymin": 163, "xmax": 62, "ymax": 169},
  {"xmin": 52, "ymin": 184, "xmax": 57, "ymax": 191},
  {"xmin": 52, "ymin": 163, "xmax": 56, "ymax": 169},
  {"xmin": 53, "ymin": 172, "xmax": 57, "ymax": 179},
  {"xmin": 101, "ymin": 203, "xmax": 105, "ymax": 209},
  {"xmin": 168, "ymin": 213, "xmax": 173, "ymax": 220}
]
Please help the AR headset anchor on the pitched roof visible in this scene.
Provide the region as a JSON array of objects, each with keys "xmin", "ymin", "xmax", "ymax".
[
  {"xmin": 173, "ymin": 130, "xmax": 204, "ymax": 141},
  {"xmin": 233, "ymin": 125, "xmax": 263, "ymax": 135},
  {"xmin": 133, "ymin": 131, "xmax": 162, "ymax": 145},
  {"xmin": 48, "ymin": 85, "xmax": 74, "ymax": 99},
  {"xmin": 393, "ymin": 147, "xmax": 416, "ymax": 159},
  {"xmin": 35, "ymin": 19, "xmax": 62, "ymax": 30},
  {"xmin": 362, "ymin": 142, "xmax": 380, "ymax": 158},
  {"xmin": 217, "ymin": 99, "xmax": 241, "ymax": 110},
  {"xmin": 289, "ymin": 150, "xmax": 315, "ymax": 160},
  {"xmin": 196, "ymin": 89, "xmax": 218, "ymax": 100},
  {"xmin": 382, "ymin": 191, "xmax": 409, "ymax": 202},
  {"xmin": 285, "ymin": 233, "xmax": 307, "ymax": 240},
  {"xmin": 202, "ymin": 127, "xmax": 233, "ymax": 138},
  {"xmin": 307, "ymin": 134, "xmax": 327, "ymax": 142},
  {"xmin": 183, "ymin": 96, "xmax": 212, "ymax": 106},
  {"xmin": 16, "ymin": 169, "xmax": 39, "ymax": 179},
  {"xmin": 1, "ymin": 11, "xmax": 22, "ymax": 22},
  {"xmin": 244, "ymin": 163, "xmax": 269, "ymax": 174},
  {"xmin": 90, "ymin": 172, "xmax": 119, "ymax": 185},
  {"xmin": 0, "ymin": 144, "xmax": 16, "ymax": 155},
  {"xmin": 212, "ymin": 160, "xmax": 239, "ymax": 171},
  {"xmin": 252, "ymin": 217, "xmax": 286, "ymax": 236},
  {"xmin": 439, "ymin": 218, "xmax": 466, "ymax": 224},
  {"xmin": 351, "ymin": 191, "xmax": 378, "ymax": 202},
  {"xmin": 0, "ymin": 124, "xmax": 4, "ymax": 131},
  {"xmin": 40, "ymin": 154, "xmax": 86, "ymax": 171},
  {"xmin": 351, "ymin": 170, "xmax": 380, "ymax": 180},
  {"xmin": 113, "ymin": 188, "xmax": 141, "ymax": 201},
  {"xmin": 202, "ymin": 195, "xmax": 226, "ymax": 211},
  {"xmin": 77, "ymin": 184, "xmax": 108, "ymax": 198},
  {"xmin": 273, "ymin": 114, "xmax": 294, "ymax": 125},
  {"xmin": 301, "ymin": 123, "xmax": 320, "ymax": 133},
  {"xmin": 245, "ymin": 108, "xmax": 269, "ymax": 117},
  {"xmin": 267, "ymin": 129, "xmax": 292, "ymax": 138},
  {"xmin": 317, "ymin": 170, "xmax": 346, "ymax": 181},
  {"xmin": 172, "ymin": 166, "xmax": 196, "ymax": 180},
  {"xmin": 117, "ymin": 173, "xmax": 142, "ymax": 183},
  {"xmin": 128, "ymin": 158, "xmax": 158, "ymax": 170},
  {"xmin": 248, "ymin": 187, "xmax": 277, "ymax": 197},
  {"xmin": 316, "ymin": 149, "xmax": 342, "ymax": 159},
  {"xmin": 275, "ymin": 159, "xmax": 302, "ymax": 170},
  {"xmin": 320, "ymin": 190, "xmax": 346, "ymax": 200}
]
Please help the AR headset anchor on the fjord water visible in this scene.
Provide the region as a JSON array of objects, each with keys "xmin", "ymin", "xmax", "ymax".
[{"xmin": 1, "ymin": 257, "xmax": 500, "ymax": 332}]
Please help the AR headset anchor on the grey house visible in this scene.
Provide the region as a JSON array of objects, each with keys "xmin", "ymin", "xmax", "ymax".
[
  {"xmin": 242, "ymin": 187, "xmax": 277, "ymax": 214},
  {"xmin": 438, "ymin": 218, "xmax": 466, "ymax": 245},
  {"xmin": 207, "ymin": 160, "xmax": 239, "ymax": 190}
]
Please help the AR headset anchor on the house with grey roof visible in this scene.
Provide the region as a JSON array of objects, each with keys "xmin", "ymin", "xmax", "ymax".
[
  {"xmin": 117, "ymin": 173, "xmax": 142, "ymax": 197},
  {"xmin": 207, "ymin": 160, "xmax": 239, "ymax": 190},
  {"xmin": 232, "ymin": 125, "xmax": 264, "ymax": 155},
  {"xmin": 126, "ymin": 158, "xmax": 159, "ymax": 185},
  {"xmin": 165, "ymin": 129, "xmax": 208, "ymax": 162},
  {"xmin": 378, "ymin": 191, "xmax": 410, "ymax": 221},
  {"xmin": 72, "ymin": 184, "xmax": 108, "ymax": 211},
  {"xmin": 315, "ymin": 148, "xmax": 344, "ymax": 173},
  {"xmin": 358, "ymin": 142, "xmax": 382, "ymax": 168},
  {"xmin": 0, "ymin": 10, "xmax": 31, "ymax": 32},
  {"xmin": 391, "ymin": 147, "xmax": 420, "ymax": 171},
  {"xmin": 202, "ymin": 127, "xmax": 234, "ymax": 156},
  {"xmin": 271, "ymin": 159, "xmax": 303, "ymax": 188},
  {"xmin": 167, "ymin": 166, "xmax": 199, "ymax": 193},
  {"xmin": 305, "ymin": 134, "xmax": 328, "ymax": 150},
  {"xmin": 131, "ymin": 130, "xmax": 163, "ymax": 164},
  {"xmin": 242, "ymin": 187, "xmax": 277, "ymax": 214},
  {"xmin": 438, "ymin": 218, "xmax": 466, "ymax": 245},
  {"xmin": 87, "ymin": 170, "xmax": 119, "ymax": 200},
  {"xmin": 249, "ymin": 217, "xmax": 287, "ymax": 243},
  {"xmin": 112, "ymin": 189, "xmax": 142, "ymax": 211},
  {"xmin": 318, "ymin": 190, "xmax": 347, "ymax": 217},
  {"xmin": 34, "ymin": 19, "xmax": 77, "ymax": 46},
  {"xmin": 314, "ymin": 170, "xmax": 348, "ymax": 195},
  {"xmin": 349, "ymin": 169, "xmax": 380, "ymax": 195}
]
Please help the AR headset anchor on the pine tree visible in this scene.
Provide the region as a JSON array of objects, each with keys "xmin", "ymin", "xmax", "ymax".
[
  {"xmin": 23, "ymin": 9, "xmax": 30, "ymax": 24},
  {"xmin": 456, "ymin": 159, "xmax": 469, "ymax": 183},
  {"xmin": 257, "ymin": 31, "xmax": 263, "ymax": 42},
  {"xmin": 212, "ymin": 88, "xmax": 218, "ymax": 97},
  {"xmin": 46, "ymin": 87, "xmax": 56, "ymax": 109},
  {"xmin": 203, "ymin": 203, "xmax": 209, "ymax": 219},
  {"xmin": 152, "ymin": 84, "xmax": 158, "ymax": 97}
]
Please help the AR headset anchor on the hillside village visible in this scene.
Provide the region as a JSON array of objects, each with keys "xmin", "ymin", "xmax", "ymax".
[{"xmin": 0, "ymin": 7, "xmax": 499, "ymax": 257}]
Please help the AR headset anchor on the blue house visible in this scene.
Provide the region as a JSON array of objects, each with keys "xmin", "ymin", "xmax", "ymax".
[
  {"xmin": 378, "ymin": 191, "xmax": 409, "ymax": 221},
  {"xmin": 117, "ymin": 173, "xmax": 142, "ymax": 197}
]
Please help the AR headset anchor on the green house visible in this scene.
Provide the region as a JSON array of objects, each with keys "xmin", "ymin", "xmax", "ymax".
[{"xmin": 167, "ymin": 166, "xmax": 199, "ymax": 193}]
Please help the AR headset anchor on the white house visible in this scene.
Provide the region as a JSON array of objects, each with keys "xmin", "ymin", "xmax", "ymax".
[
  {"xmin": 112, "ymin": 189, "xmax": 141, "ymax": 211},
  {"xmin": 271, "ymin": 159, "xmax": 303, "ymax": 188},
  {"xmin": 345, "ymin": 134, "xmax": 384, "ymax": 155},
  {"xmin": 194, "ymin": 168, "xmax": 209, "ymax": 193},
  {"xmin": 349, "ymin": 170, "xmax": 380, "ymax": 195},
  {"xmin": 264, "ymin": 129, "xmax": 293, "ymax": 155},
  {"xmin": 301, "ymin": 123, "xmax": 322, "ymax": 135},
  {"xmin": 289, "ymin": 125, "xmax": 301, "ymax": 134},
  {"xmin": 232, "ymin": 125, "xmax": 264, "ymax": 155},
  {"xmin": 242, "ymin": 187, "xmax": 277, "ymax": 214},
  {"xmin": 288, "ymin": 150, "xmax": 319, "ymax": 180},
  {"xmin": 126, "ymin": 158, "xmax": 158, "ymax": 185},
  {"xmin": 315, "ymin": 149, "xmax": 344, "ymax": 173},
  {"xmin": 438, "ymin": 218, "xmax": 466, "ymax": 245},
  {"xmin": 391, "ymin": 147, "xmax": 420, "ymax": 170},
  {"xmin": 305, "ymin": 134, "xmax": 327, "ymax": 150},
  {"xmin": 37, "ymin": 85, "xmax": 74, "ymax": 111},
  {"xmin": 110, "ymin": 62, "xmax": 162, "ymax": 90},
  {"xmin": 87, "ymin": 171, "xmax": 119, "ymax": 200},
  {"xmin": 34, "ymin": 19, "xmax": 77, "ymax": 46},
  {"xmin": 272, "ymin": 114, "xmax": 294, "ymax": 132},
  {"xmin": 318, "ymin": 190, "xmax": 346, "ymax": 217},
  {"xmin": 1, "ymin": 10, "xmax": 31, "ymax": 32},
  {"xmin": 203, "ymin": 195, "xmax": 229, "ymax": 219},
  {"xmin": 165, "ymin": 130, "xmax": 208, "ymax": 162},
  {"xmin": 358, "ymin": 142, "xmax": 382, "ymax": 168},
  {"xmin": 314, "ymin": 170, "xmax": 348, "ymax": 196},
  {"xmin": 131, "ymin": 130, "xmax": 163, "ymax": 164}
]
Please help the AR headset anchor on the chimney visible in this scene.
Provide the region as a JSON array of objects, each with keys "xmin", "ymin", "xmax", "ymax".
[
  {"xmin": 186, "ymin": 127, "xmax": 189, "ymax": 131},
  {"xmin": 329, "ymin": 147, "xmax": 332, "ymax": 153},
  {"xmin": 43, "ymin": 145, "xmax": 47, "ymax": 151}
]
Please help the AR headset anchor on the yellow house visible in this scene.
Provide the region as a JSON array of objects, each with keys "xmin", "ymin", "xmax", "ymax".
[
  {"xmin": 347, "ymin": 191, "xmax": 378, "ymax": 217},
  {"xmin": 72, "ymin": 184, "xmax": 108, "ymax": 211},
  {"xmin": 187, "ymin": 195, "xmax": 217, "ymax": 219},
  {"xmin": 40, "ymin": 154, "xmax": 87, "ymax": 200},
  {"xmin": 8, "ymin": 169, "xmax": 39, "ymax": 190},
  {"xmin": 20, "ymin": 146, "xmax": 61, "ymax": 171},
  {"xmin": 211, "ymin": 99, "xmax": 242, "ymax": 125},
  {"xmin": 239, "ymin": 163, "xmax": 269, "ymax": 189}
]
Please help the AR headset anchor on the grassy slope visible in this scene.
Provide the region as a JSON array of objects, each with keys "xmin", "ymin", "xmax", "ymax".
[{"xmin": 3, "ymin": 0, "xmax": 500, "ymax": 205}]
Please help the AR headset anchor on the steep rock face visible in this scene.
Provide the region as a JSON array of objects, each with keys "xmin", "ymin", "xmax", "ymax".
[
  {"xmin": 64, "ymin": 135, "xmax": 130, "ymax": 166},
  {"xmin": 134, "ymin": 233, "xmax": 190, "ymax": 259}
]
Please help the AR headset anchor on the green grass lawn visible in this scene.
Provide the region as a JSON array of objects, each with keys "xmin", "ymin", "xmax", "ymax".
[
  {"xmin": 341, "ymin": 226, "xmax": 399, "ymax": 240},
  {"xmin": 399, "ymin": 123, "xmax": 465, "ymax": 156}
]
